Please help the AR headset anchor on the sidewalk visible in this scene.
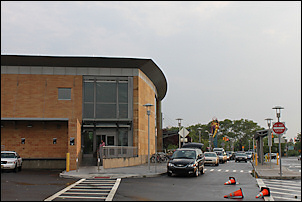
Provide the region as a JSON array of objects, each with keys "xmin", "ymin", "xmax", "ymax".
[
  {"xmin": 251, "ymin": 160, "xmax": 301, "ymax": 180},
  {"xmin": 60, "ymin": 163, "xmax": 167, "ymax": 179}
]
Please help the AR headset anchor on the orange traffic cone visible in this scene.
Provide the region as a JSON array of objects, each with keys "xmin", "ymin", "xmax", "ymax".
[
  {"xmin": 224, "ymin": 188, "xmax": 244, "ymax": 199},
  {"xmin": 256, "ymin": 187, "xmax": 270, "ymax": 198},
  {"xmin": 224, "ymin": 177, "xmax": 236, "ymax": 185}
]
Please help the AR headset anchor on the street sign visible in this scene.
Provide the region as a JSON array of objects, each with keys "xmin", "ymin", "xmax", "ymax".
[
  {"xmin": 272, "ymin": 122, "xmax": 286, "ymax": 134},
  {"xmin": 178, "ymin": 127, "xmax": 189, "ymax": 137},
  {"xmin": 274, "ymin": 137, "xmax": 286, "ymax": 143}
]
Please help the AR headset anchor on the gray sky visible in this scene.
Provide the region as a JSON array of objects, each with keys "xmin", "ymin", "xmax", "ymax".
[{"xmin": 1, "ymin": 1, "xmax": 301, "ymax": 140}]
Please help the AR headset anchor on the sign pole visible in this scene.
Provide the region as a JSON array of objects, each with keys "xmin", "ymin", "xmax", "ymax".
[{"xmin": 273, "ymin": 121, "xmax": 285, "ymax": 178}]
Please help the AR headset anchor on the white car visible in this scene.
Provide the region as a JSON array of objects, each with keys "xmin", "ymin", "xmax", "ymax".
[
  {"xmin": 1, "ymin": 151, "xmax": 22, "ymax": 172},
  {"xmin": 204, "ymin": 152, "xmax": 219, "ymax": 166}
]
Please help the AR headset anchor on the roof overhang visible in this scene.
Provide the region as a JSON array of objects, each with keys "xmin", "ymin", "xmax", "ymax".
[
  {"xmin": 254, "ymin": 129, "xmax": 269, "ymax": 140},
  {"xmin": 1, "ymin": 117, "xmax": 69, "ymax": 121},
  {"xmin": 1, "ymin": 54, "xmax": 168, "ymax": 101}
]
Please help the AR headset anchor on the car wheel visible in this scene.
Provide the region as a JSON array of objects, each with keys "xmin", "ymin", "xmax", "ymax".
[
  {"xmin": 14, "ymin": 164, "xmax": 18, "ymax": 173},
  {"xmin": 18, "ymin": 165, "xmax": 22, "ymax": 171}
]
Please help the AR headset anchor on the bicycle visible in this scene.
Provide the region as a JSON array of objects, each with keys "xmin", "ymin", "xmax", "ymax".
[{"xmin": 150, "ymin": 152, "xmax": 169, "ymax": 163}]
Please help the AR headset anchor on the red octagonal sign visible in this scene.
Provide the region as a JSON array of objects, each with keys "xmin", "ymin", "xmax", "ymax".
[{"xmin": 272, "ymin": 122, "xmax": 286, "ymax": 134}]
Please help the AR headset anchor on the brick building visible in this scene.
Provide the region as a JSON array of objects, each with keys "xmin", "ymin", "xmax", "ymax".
[{"xmin": 1, "ymin": 55, "xmax": 167, "ymax": 170}]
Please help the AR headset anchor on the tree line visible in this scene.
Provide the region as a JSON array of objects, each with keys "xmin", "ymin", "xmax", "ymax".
[{"xmin": 165, "ymin": 119, "xmax": 301, "ymax": 156}]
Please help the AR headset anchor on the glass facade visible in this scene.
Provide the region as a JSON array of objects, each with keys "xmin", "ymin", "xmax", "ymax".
[
  {"xmin": 83, "ymin": 76, "xmax": 132, "ymax": 119},
  {"xmin": 82, "ymin": 76, "xmax": 133, "ymax": 152}
]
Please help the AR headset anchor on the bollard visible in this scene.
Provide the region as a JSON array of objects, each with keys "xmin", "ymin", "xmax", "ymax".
[
  {"xmin": 66, "ymin": 153, "xmax": 70, "ymax": 172},
  {"xmin": 255, "ymin": 153, "xmax": 258, "ymax": 166},
  {"xmin": 97, "ymin": 158, "xmax": 100, "ymax": 171},
  {"xmin": 277, "ymin": 153, "xmax": 279, "ymax": 165}
]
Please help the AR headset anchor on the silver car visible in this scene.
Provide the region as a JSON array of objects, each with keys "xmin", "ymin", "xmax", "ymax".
[
  {"xmin": 204, "ymin": 152, "xmax": 219, "ymax": 166},
  {"xmin": 1, "ymin": 151, "xmax": 22, "ymax": 172}
]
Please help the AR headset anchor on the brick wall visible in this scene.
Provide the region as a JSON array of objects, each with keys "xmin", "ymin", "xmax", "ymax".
[
  {"xmin": 1, "ymin": 74, "xmax": 82, "ymax": 170},
  {"xmin": 133, "ymin": 71, "xmax": 156, "ymax": 161}
]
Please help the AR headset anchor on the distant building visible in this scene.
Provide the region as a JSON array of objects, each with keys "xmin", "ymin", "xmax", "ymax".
[{"xmin": 1, "ymin": 55, "xmax": 167, "ymax": 170}]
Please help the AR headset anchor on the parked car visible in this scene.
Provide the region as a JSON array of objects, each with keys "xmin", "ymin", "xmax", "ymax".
[
  {"xmin": 245, "ymin": 151, "xmax": 253, "ymax": 160},
  {"xmin": 235, "ymin": 152, "xmax": 247, "ymax": 163},
  {"xmin": 204, "ymin": 152, "xmax": 219, "ymax": 166},
  {"xmin": 215, "ymin": 151, "xmax": 227, "ymax": 164},
  {"xmin": 167, "ymin": 148, "xmax": 205, "ymax": 177},
  {"xmin": 264, "ymin": 153, "xmax": 277, "ymax": 159},
  {"xmin": 1, "ymin": 151, "xmax": 22, "ymax": 172}
]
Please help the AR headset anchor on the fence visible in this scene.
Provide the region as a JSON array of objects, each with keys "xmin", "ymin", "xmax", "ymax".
[{"xmin": 101, "ymin": 146, "xmax": 138, "ymax": 159}]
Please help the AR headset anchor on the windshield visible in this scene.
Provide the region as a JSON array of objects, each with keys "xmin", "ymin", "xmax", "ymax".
[
  {"xmin": 172, "ymin": 150, "xmax": 196, "ymax": 159},
  {"xmin": 246, "ymin": 152, "xmax": 252, "ymax": 155},
  {"xmin": 205, "ymin": 153, "xmax": 217, "ymax": 157},
  {"xmin": 236, "ymin": 153, "xmax": 246, "ymax": 156},
  {"xmin": 216, "ymin": 152, "xmax": 223, "ymax": 156},
  {"xmin": 1, "ymin": 153, "xmax": 16, "ymax": 158}
]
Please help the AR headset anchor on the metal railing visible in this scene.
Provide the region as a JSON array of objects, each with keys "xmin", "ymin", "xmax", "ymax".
[{"xmin": 101, "ymin": 146, "xmax": 138, "ymax": 159}]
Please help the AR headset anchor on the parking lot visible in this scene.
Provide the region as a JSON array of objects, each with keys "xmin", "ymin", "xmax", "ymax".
[{"xmin": 1, "ymin": 169, "xmax": 77, "ymax": 201}]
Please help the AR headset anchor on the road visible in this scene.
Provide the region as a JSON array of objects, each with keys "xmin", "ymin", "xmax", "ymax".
[
  {"xmin": 113, "ymin": 160, "xmax": 260, "ymax": 201},
  {"xmin": 1, "ymin": 169, "xmax": 77, "ymax": 201},
  {"xmin": 1, "ymin": 157, "xmax": 300, "ymax": 201}
]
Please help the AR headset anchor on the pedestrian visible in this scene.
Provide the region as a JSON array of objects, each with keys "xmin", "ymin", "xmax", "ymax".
[{"xmin": 99, "ymin": 140, "xmax": 105, "ymax": 165}]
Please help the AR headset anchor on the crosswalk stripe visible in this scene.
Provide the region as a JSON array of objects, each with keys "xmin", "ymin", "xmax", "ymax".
[{"xmin": 44, "ymin": 178, "xmax": 120, "ymax": 201}]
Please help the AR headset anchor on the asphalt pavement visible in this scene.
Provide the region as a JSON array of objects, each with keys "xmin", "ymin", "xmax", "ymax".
[{"xmin": 60, "ymin": 159, "xmax": 301, "ymax": 180}]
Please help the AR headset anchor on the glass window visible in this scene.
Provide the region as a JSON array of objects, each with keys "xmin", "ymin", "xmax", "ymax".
[
  {"xmin": 58, "ymin": 88, "xmax": 71, "ymax": 100},
  {"xmin": 83, "ymin": 103, "xmax": 94, "ymax": 118},
  {"xmin": 119, "ymin": 104, "xmax": 128, "ymax": 118},
  {"xmin": 118, "ymin": 129, "xmax": 128, "ymax": 146},
  {"xmin": 118, "ymin": 82, "xmax": 128, "ymax": 103},
  {"xmin": 96, "ymin": 104, "xmax": 116, "ymax": 118},
  {"xmin": 84, "ymin": 82, "xmax": 94, "ymax": 102},
  {"xmin": 96, "ymin": 81, "xmax": 116, "ymax": 103}
]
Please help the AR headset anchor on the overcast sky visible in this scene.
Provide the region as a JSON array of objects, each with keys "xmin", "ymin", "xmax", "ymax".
[{"xmin": 1, "ymin": 1, "xmax": 301, "ymax": 140}]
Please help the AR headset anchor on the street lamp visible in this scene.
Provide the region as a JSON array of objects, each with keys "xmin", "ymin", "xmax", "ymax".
[
  {"xmin": 272, "ymin": 106, "xmax": 284, "ymax": 122},
  {"xmin": 197, "ymin": 127, "xmax": 202, "ymax": 143},
  {"xmin": 205, "ymin": 130, "xmax": 211, "ymax": 151},
  {"xmin": 144, "ymin": 103, "xmax": 153, "ymax": 172},
  {"xmin": 176, "ymin": 118, "xmax": 183, "ymax": 148},
  {"xmin": 265, "ymin": 118, "xmax": 273, "ymax": 168},
  {"xmin": 272, "ymin": 106, "xmax": 284, "ymax": 177}
]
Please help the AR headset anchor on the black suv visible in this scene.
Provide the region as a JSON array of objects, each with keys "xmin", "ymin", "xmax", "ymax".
[{"xmin": 167, "ymin": 148, "xmax": 205, "ymax": 177}]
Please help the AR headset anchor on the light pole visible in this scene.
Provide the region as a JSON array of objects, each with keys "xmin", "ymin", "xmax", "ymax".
[
  {"xmin": 265, "ymin": 118, "xmax": 273, "ymax": 168},
  {"xmin": 197, "ymin": 127, "xmax": 202, "ymax": 143},
  {"xmin": 272, "ymin": 106, "xmax": 284, "ymax": 177},
  {"xmin": 144, "ymin": 103, "xmax": 153, "ymax": 172},
  {"xmin": 176, "ymin": 118, "xmax": 183, "ymax": 148},
  {"xmin": 205, "ymin": 130, "xmax": 211, "ymax": 151}
]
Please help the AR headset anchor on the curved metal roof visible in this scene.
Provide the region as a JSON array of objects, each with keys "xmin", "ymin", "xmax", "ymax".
[{"xmin": 1, "ymin": 55, "xmax": 167, "ymax": 100}]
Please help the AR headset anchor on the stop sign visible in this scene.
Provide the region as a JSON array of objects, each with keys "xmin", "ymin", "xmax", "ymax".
[{"xmin": 272, "ymin": 122, "xmax": 286, "ymax": 134}]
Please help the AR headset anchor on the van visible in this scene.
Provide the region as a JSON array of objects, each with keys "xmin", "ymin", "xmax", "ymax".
[
  {"xmin": 182, "ymin": 142, "xmax": 204, "ymax": 151},
  {"xmin": 213, "ymin": 148, "xmax": 225, "ymax": 152}
]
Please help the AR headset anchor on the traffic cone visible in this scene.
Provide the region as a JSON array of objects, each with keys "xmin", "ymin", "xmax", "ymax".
[
  {"xmin": 255, "ymin": 187, "xmax": 270, "ymax": 198},
  {"xmin": 224, "ymin": 188, "xmax": 244, "ymax": 199},
  {"xmin": 224, "ymin": 177, "xmax": 236, "ymax": 185}
]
